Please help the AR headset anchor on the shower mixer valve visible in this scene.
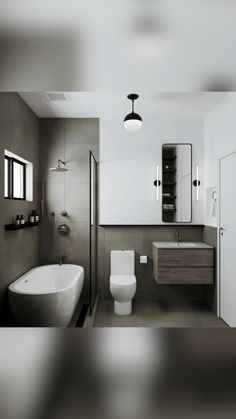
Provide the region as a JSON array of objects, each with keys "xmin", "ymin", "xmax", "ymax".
[{"xmin": 58, "ymin": 224, "xmax": 70, "ymax": 236}]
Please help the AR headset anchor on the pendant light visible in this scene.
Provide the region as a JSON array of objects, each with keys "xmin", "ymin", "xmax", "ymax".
[{"xmin": 124, "ymin": 94, "xmax": 142, "ymax": 132}]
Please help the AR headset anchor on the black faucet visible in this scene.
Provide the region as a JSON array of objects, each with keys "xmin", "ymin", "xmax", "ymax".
[
  {"xmin": 176, "ymin": 230, "xmax": 182, "ymax": 243},
  {"xmin": 59, "ymin": 256, "xmax": 66, "ymax": 265}
]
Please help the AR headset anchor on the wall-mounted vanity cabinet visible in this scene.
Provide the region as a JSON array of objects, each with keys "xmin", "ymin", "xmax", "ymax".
[{"xmin": 152, "ymin": 242, "xmax": 214, "ymax": 284}]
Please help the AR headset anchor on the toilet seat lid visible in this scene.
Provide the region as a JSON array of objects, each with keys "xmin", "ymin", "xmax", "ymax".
[{"xmin": 110, "ymin": 275, "xmax": 136, "ymax": 286}]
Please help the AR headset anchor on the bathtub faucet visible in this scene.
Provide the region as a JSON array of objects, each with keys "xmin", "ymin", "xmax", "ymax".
[{"xmin": 59, "ymin": 256, "xmax": 66, "ymax": 266}]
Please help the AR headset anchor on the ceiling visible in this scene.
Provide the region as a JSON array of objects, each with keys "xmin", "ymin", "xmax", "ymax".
[
  {"xmin": 1, "ymin": 1, "xmax": 236, "ymax": 91},
  {"xmin": 20, "ymin": 92, "xmax": 226, "ymax": 119}
]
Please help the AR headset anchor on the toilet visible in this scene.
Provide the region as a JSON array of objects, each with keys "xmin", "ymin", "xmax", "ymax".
[{"xmin": 110, "ymin": 250, "xmax": 137, "ymax": 315}]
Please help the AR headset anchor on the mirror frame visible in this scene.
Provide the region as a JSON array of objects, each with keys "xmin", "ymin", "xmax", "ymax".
[{"xmin": 162, "ymin": 143, "xmax": 192, "ymax": 224}]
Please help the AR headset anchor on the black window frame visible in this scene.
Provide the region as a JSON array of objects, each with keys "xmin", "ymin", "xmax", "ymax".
[{"xmin": 4, "ymin": 156, "xmax": 26, "ymax": 200}]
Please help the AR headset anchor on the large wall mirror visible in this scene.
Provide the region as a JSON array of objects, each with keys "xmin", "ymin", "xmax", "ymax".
[{"xmin": 162, "ymin": 143, "xmax": 192, "ymax": 223}]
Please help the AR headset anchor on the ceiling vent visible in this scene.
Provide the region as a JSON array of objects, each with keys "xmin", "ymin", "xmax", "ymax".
[{"xmin": 41, "ymin": 92, "xmax": 71, "ymax": 102}]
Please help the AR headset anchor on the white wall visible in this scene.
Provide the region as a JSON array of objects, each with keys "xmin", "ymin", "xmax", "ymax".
[
  {"xmin": 204, "ymin": 93, "xmax": 236, "ymax": 226},
  {"xmin": 100, "ymin": 116, "xmax": 204, "ymax": 225}
]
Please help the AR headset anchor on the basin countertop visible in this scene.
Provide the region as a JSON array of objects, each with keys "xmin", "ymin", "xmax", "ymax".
[{"xmin": 152, "ymin": 242, "xmax": 214, "ymax": 249}]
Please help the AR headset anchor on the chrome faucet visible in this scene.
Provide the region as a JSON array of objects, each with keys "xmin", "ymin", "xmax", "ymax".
[
  {"xmin": 176, "ymin": 230, "xmax": 182, "ymax": 243},
  {"xmin": 59, "ymin": 256, "xmax": 66, "ymax": 266}
]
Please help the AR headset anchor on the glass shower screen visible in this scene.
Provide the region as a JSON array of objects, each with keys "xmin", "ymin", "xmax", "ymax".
[{"xmin": 89, "ymin": 151, "xmax": 98, "ymax": 314}]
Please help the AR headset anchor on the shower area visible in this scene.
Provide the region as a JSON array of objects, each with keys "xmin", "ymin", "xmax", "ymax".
[{"xmin": 39, "ymin": 118, "xmax": 99, "ymax": 319}]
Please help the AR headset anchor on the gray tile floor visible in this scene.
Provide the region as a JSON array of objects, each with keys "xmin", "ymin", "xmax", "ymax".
[{"xmin": 94, "ymin": 300, "xmax": 227, "ymax": 327}]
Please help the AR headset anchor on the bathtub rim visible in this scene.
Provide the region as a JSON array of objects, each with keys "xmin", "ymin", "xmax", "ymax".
[{"xmin": 8, "ymin": 264, "xmax": 84, "ymax": 296}]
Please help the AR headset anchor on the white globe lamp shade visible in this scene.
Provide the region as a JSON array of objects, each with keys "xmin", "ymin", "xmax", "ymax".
[
  {"xmin": 124, "ymin": 113, "xmax": 142, "ymax": 132},
  {"xmin": 124, "ymin": 94, "xmax": 142, "ymax": 133}
]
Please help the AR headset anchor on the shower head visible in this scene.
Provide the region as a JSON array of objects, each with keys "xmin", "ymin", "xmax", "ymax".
[
  {"xmin": 49, "ymin": 159, "xmax": 68, "ymax": 172},
  {"xmin": 49, "ymin": 166, "xmax": 68, "ymax": 172}
]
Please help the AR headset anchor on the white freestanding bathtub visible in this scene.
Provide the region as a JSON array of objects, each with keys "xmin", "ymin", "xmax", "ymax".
[{"xmin": 8, "ymin": 264, "xmax": 84, "ymax": 327}]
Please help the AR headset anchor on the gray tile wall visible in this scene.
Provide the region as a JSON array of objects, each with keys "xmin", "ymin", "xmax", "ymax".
[
  {"xmin": 0, "ymin": 93, "xmax": 39, "ymax": 320},
  {"xmin": 39, "ymin": 118, "xmax": 99, "ymax": 301},
  {"xmin": 98, "ymin": 225, "xmax": 212, "ymax": 302}
]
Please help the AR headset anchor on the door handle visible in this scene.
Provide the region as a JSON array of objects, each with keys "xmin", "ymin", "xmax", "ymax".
[{"xmin": 220, "ymin": 227, "xmax": 226, "ymax": 235}]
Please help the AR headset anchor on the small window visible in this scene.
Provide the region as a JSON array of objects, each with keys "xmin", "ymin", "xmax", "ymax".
[
  {"xmin": 4, "ymin": 156, "xmax": 26, "ymax": 200},
  {"xmin": 12, "ymin": 159, "xmax": 25, "ymax": 199},
  {"xmin": 4, "ymin": 157, "xmax": 9, "ymax": 198}
]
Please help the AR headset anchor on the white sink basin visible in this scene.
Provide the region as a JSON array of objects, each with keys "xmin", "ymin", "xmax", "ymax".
[{"xmin": 172, "ymin": 242, "xmax": 198, "ymax": 248}]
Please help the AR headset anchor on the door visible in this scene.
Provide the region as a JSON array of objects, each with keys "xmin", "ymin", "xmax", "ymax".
[{"xmin": 220, "ymin": 151, "xmax": 236, "ymax": 326}]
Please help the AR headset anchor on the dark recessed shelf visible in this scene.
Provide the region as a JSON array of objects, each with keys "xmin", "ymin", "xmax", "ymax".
[
  {"xmin": 163, "ymin": 156, "xmax": 176, "ymax": 161},
  {"xmin": 162, "ymin": 145, "xmax": 177, "ymax": 222},
  {"xmin": 163, "ymin": 182, "xmax": 177, "ymax": 186},
  {"xmin": 5, "ymin": 222, "xmax": 39, "ymax": 231}
]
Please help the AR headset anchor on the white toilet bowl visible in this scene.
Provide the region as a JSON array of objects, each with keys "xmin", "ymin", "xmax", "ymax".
[
  {"xmin": 109, "ymin": 251, "xmax": 137, "ymax": 315},
  {"xmin": 110, "ymin": 275, "xmax": 136, "ymax": 315}
]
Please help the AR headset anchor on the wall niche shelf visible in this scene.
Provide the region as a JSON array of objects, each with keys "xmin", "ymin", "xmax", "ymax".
[
  {"xmin": 163, "ymin": 182, "xmax": 177, "ymax": 186},
  {"xmin": 5, "ymin": 222, "xmax": 39, "ymax": 231},
  {"xmin": 162, "ymin": 146, "xmax": 177, "ymax": 222}
]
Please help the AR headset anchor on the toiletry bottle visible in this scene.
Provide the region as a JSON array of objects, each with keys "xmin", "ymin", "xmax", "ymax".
[
  {"xmin": 20, "ymin": 215, "xmax": 25, "ymax": 225},
  {"xmin": 15, "ymin": 215, "xmax": 20, "ymax": 226},
  {"xmin": 30, "ymin": 210, "xmax": 35, "ymax": 224},
  {"xmin": 35, "ymin": 210, "xmax": 39, "ymax": 223}
]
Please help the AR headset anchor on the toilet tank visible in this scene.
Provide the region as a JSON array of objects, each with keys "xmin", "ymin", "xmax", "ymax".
[{"xmin": 110, "ymin": 250, "xmax": 135, "ymax": 275}]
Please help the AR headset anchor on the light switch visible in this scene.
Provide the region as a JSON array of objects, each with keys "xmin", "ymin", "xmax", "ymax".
[{"xmin": 140, "ymin": 255, "xmax": 148, "ymax": 264}]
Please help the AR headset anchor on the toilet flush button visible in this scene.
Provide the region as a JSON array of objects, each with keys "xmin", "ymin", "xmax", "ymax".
[{"xmin": 140, "ymin": 256, "xmax": 148, "ymax": 264}]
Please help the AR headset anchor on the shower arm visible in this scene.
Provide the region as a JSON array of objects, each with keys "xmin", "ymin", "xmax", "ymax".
[{"xmin": 58, "ymin": 159, "xmax": 66, "ymax": 166}]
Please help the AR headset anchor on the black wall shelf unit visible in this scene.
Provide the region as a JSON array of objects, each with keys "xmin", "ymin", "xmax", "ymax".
[
  {"xmin": 162, "ymin": 146, "xmax": 177, "ymax": 222},
  {"xmin": 5, "ymin": 222, "xmax": 39, "ymax": 231}
]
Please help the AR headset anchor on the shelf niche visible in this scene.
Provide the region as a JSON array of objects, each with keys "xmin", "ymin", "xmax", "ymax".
[{"xmin": 5, "ymin": 222, "xmax": 39, "ymax": 231}]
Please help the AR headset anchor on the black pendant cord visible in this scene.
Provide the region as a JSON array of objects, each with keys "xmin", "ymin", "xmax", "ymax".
[{"xmin": 127, "ymin": 93, "xmax": 139, "ymax": 113}]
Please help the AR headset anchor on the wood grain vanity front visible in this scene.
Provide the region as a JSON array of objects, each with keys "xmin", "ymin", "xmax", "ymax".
[
  {"xmin": 158, "ymin": 249, "xmax": 213, "ymax": 267},
  {"xmin": 153, "ymin": 244, "xmax": 214, "ymax": 284}
]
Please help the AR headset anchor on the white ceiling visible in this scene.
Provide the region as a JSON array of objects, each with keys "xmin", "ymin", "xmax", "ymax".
[
  {"xmin": 2, "ymin": 1, "xmax": 236, "ymax": 91},
  {"xmin": 20, "ymin": 92, "xmax": 226, "ymax": 119}
]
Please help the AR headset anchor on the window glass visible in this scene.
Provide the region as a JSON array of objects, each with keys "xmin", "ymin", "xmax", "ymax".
[
  {"xmin": 4, "ymin": 158, "xmax": 9, "ymax": 198},
  {"xmin": 4, "ymin": 154, "xmax": 26, "ymax": 200},
  {"xmin": 13, "ymin": 160, "xmax": 24, "ymax": 199}
]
